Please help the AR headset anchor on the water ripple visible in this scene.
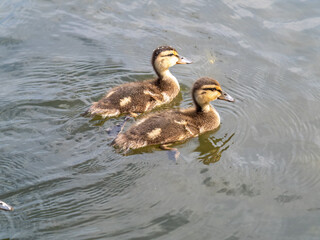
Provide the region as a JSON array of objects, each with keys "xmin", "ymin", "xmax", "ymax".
[{"xmin": 1, "ymin": 0, "xmax": 320, "ymax": 239}]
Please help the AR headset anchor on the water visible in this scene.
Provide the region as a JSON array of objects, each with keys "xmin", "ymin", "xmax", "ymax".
[{"xmin": 1, "ymin": 0, "xmax": 320, "ymax": 239}]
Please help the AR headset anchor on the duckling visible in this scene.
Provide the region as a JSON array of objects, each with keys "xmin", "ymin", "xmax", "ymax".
[
  {"xmin": 113, "ymin": 77, "xmax": 234, "ymax": 154},
  {"xmin": 0, "ymin": 200, "xmax": 13, "ymax": 211},
  {"xmin": 85, "ymin": 46, "xmax": 192, "ymax": 118}
]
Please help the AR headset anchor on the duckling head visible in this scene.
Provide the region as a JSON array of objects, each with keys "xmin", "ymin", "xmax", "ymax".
[
  {"xmin": 152, "ymin": 46, "xmax": 192, "ymax": 77},
  {"xmin": 0, "ymin": 200, "xmax": 13, "ymax": 211},
  {"xmin": 192, "ymin": 77, "xmax": 234, "ymax": 112}
]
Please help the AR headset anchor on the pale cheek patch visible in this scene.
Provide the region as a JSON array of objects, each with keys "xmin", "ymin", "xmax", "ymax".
[
  {"xmin": 120, "ymin": 97, "xmax": 132, "ymax": 107},
  {"xmin": 210, "ymin": 91, "xmax": 220, "ymax": 100},
  {"xmin": 195, "ymin": 92, "xmax": 206, "ymax": 105},
  {"xmin": 159, "ymin": 58, "xmax": 170, "ymax": 70},
  {"xmin": 147, "ymin": 128, "xmax": 162, "ymax": 140},
  {"xmin": 154, "ymin": 59, "xmax": 164, "ymax": 71}
]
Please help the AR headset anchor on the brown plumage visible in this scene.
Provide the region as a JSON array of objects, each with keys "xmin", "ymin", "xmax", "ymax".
[
  {"xmin": 85, "ymin": 46, "xmax": 192, "ymax": 118},
  {"xmin": 113, "ymin": 77, "xmax": 234, "ymax": 151}
]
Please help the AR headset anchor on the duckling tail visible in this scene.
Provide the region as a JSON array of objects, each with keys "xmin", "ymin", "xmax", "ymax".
[
  {"xmin": 112, "ymin": 133, "xmax": 129, "ymax": 152},
  {"xmin": 113, "ymin": 132, "xmax": 149, "ymax": 153},
  {"xmin": 81, "ymin": 109, "xmax": 91, "ymax": 117},
  {"xmin": 81, "ymin": 102, "xmax": 99, "ymax": 117},
  {"xmin": 82, "ymin": 102, "xmax": 121, "ymax": 119}
]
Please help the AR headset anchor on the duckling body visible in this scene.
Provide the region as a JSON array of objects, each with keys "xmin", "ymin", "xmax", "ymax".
[
  {"xmin": 114, "ymin": 77, "xmax": 234, "ymax": 151},
  {"xmin": 86, "ymin": 46, "xmax": 191, "ymax": 118}
]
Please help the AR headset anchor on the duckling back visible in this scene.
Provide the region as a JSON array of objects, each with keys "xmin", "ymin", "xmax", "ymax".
[
  {"xmin": 113, "ymin": 109, "xmax": 219, "ymax": 151},
  {"xmin": 87, "ymin": 80, "xmax": 165, "ymax": 118},
  {"xmin": 114, "ymin": 111, "xmax": 190, "ymax": 150}
]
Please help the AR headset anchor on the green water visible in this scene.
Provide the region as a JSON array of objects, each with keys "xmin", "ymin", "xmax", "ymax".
[{"xmin": 1, "ymin": 0, "xmax": 320, "ymax": 239}]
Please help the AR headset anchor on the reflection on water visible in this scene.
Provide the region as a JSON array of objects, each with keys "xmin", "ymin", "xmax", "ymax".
[
  {"xmin": 1, "ymin": 0, "xmax": 320, "ymax": 239},
  {"xmin": 120, "ymin": 130, "xmax": 234, "ymax": 164},
  {"xmin": 195, "ymin": 131, "xmax": 235, "ymax": 165}
]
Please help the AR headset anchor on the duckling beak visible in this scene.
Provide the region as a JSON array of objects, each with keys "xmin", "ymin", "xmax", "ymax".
[
  {"xmin": 0, "ymin": 200, "xmax": 13, "ymax": 211},
  {"xmin": 218, "ymin": 90, "xmax": 234, "ymax": 102},
  {"xmin": 176, "ymin": 56, "xmax": 192, "ymax": 64}
]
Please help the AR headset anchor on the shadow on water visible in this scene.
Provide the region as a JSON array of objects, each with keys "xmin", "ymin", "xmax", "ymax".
[{"xmin": 122, "ymin": 210, "xmax": 192, "ymax": 240}]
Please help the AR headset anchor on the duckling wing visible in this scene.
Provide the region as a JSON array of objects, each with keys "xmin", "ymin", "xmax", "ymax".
[
  {"xmin": 114, "ymin": 111, "xmax": 200, "ymax": 150},
  {"xmin": 88, "ymin": 81, "xmax": 164, "ymax": 117}
]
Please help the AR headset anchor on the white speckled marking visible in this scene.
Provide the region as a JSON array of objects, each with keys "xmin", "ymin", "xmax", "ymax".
[
  {"xmin": 199, "ymin": 126, "xmax": 206, "ymax": 133},
  {"xmin": 147, "ymin": 128, "xmax": 162, "ymax": 139},
  {"xmin": 174, "ymin": 120, "xmax": 194, "ymax": 135},
  {"xmin": 136, "ymin": 118, "xmax": 147, "ymax": 126},
  {"xmin": 161, "ymin": 92, "xmax": 170, "ymax": 103},
  {"xmin": 143, "ymin": 90, "xmax": 158, "ymax": 98},
  {"xmin": 144, "ymin": 101, "xmax": 151, "ymax": 112},
  {"xmin": 101, "ymin": 109, "xmax": 120, "ymax": 118},
  {"xmin": 178, "ymin": 135, "xmax": 185, "ymax": 141},
  {"xmin": 120, "ymin": 97, "xmax": 132, "ymax": 107},
  {"xmin": 185, "ymin": 125, "xmax": 194, "ymax": 135},
  {"xmin": 174, "ymin": 120, "xmax": 187, "ymax": 125}
]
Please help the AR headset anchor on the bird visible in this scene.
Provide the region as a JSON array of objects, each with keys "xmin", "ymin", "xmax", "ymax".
[
  {"xmin": 113, "ymin": 77, "xmax": 234, "ymax": 158},
  {"xmin": 0, "ymin": 200, "xmax": 13, "ymax": 211},
  {"xmin": 84, "ymin": 46, "xmax": 192, "ymax": 118}
]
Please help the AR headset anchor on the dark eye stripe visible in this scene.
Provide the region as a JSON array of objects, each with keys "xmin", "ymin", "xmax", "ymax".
[
  {"xmin": 202, "ymin": 88, "xmax": 222, "ymax": 93},
  {"xmin": 162, "ymin": 53, "xmax": 177, "ymax": 57},
  {"xmin": 202, "ymin": 88, "xmax": 213, "ymax": 91}
]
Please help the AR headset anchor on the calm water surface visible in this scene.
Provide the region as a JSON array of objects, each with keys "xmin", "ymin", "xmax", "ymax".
[{"xmin": 1, "ymin": 0, "xmax": 320, "ymax": 239}]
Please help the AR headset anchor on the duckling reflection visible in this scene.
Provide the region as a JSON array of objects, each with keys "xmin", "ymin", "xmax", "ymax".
[
  {"xmin": 195, "ymin": 132, "xmax": 234, "ymax": 165},
  {"xmin": 0, "ymin": 200, "xmax": 13, "ymax": 211}
]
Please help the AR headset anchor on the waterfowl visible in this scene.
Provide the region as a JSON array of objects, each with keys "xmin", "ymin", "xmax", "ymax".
[
  {"xmin": 113, "ymin": 77, "xmax": 234, "ymax": 153},
  {"xmin": 0, "ymin": 200, "xmax": 13, "ymax": 211},
  {"xmin": 85, "ymin": 46, "xmax": 192, "ymax": 118}
]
